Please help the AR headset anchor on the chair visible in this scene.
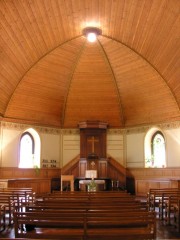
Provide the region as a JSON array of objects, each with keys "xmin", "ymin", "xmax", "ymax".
[{"xmin": 60, "ymin": 175, "xmax": 74, "ymax": 191}]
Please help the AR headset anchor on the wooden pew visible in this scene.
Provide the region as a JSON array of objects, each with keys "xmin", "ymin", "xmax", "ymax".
[
  {"xmin": 160, "ymin": 191, "xmax": 180, "ymax": 223},
  {"xmin": 39, "ymin": 192, "xmax": 136, "ymax": 203},
  {"xmin": 32, "ymin": 190, "xmax": 147, "ymax": 213},
  {"xmin": 176, "ymin": 198, "xmax": 180, "ymax": 232},
  {"xmin": 0, "ymin": 188, "xmax": 34, "ymax": 204},
  {"xmin": 147, "ymin": 188, "xmax": 179, "ymax": 211},
  {"xmin": 0, "ymin": 195, "xmax": 15, "ymax": 225},
  {"xmin": 14, "ymin": 210, "xmax": 156, "ymax": 239},
  {"xmin": 147, "ymin": 188, "xmax": 180, "ymax": 221},
  {"xmin": 0, "ymin": 188, "xmax": 35, "ymax": 225},
  {"xmin": 25, "ymin": 202, "xmax": 148, "ymax": 213},
  {"xmin": 49, "ymin": 190, "xmax": 131, "ymax": 198},
  {"xmin": 170, "ymin": 195, "xmax": 180, "ymax": 226},
  {"xmin": 34, "ymin": 199, "xmax": 146, "ymax": 212},
  {"xmin": 14, "ymin": 211, "xmax": 86, "ymax": 239},
  {"xmin": 0, "ymin": 204, "xmax": 6, "ymax": 232},
  {"xmin": 85, "ymin": 210, "xmax": 156, "ymax": 240},
  {"xmin": 14, "ymin": 189, "xmax": 155, "ymax": 239},
  {"xmin": 36, "ymin": 189, "xmax": 135, "ymax": 200}
]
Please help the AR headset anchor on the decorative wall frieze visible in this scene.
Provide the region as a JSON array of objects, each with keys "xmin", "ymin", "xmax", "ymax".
[
  {"xmin": 36, "ymin": 127, "xmax": 61, "ymax": 135},
  {"xmin": 107, "ymin": 129, "xmax": 125, "ymax": 135},
  {"xmin": 160, "ymin": 121, "xmax": 180, "ymax": 130},
  {"xmin": 125, "ymin": 121, "xmax": 180, "ymax": 134},
  {"xmin": 125, "ymin": 126, "xmax": 149, "ymax": 134},
  {"xmin": 1, "ymin": 121, "xmax": 61, "ymax": 135},
  {"xmin": 1, "ymin": 122, "xmax": 28, "ymax": 131},
  {"xmin": 1, "ymin": 120, "xmax": 180, "ymax": 135},
  {"xmin": 62, "ymin": 129, "xmax": 80, "ymax": 135}
]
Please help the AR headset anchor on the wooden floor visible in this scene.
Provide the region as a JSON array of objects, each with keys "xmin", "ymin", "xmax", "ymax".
[
  {"xmin": 0, "ymin": 218, "xmax": 180, "ymax": 239},
  {"xmin": 156, "ymin": 219, "xmax": 180, "ymax": 239}
]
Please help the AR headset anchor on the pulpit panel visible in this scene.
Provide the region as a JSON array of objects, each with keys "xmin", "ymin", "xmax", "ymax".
[
  {"xmin": 98, "ymin": 160, "xmax": 107, "ymax": 178},
  {"xmin": 79, "ymin": 159, "xmax": 87, "ymax": 178},
  {"xmin": 79, "ymin": 121, "xmax": 107, "ymax": 159},
  {"xmin": 78, "ymin": 121, "xmax": 108, "ymax": 179}
]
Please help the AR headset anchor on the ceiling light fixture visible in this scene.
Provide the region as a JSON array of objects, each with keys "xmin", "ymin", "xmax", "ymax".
[{"xmin": 82, "ymin": 27, "xmax": 102, "ymax": 42}]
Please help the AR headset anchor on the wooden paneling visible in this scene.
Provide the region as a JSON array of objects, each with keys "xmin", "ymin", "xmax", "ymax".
[
  {"xmin": 78, "ymin": 159, "xmax": 108, "ymax": 179},
  {"xmin": 79, "ymin": 159, "xmax": 87, "ymax": 178},
  {"xmin": 0, "ymin": 167, "xmax": 60, "ymax": 181},
  {"xmin": 135, "ymin": 179, "xmax": 177, "ymax": 197},
  {"xmin": 98, "ymin": 160, "xmax": 107, "ymax": 178},
  {"xmin": 0, "ymin": 167, "xmax": 60, "ymax": 193},
  {"xmin": 79, "ymin": 121, "xmax": 107, "ymax": 159},
  {"xmin": 8, "ymin": 178, "xmax": 51, "ymax": 194},
  {"xmin": 128, "ymin": 167, "xmax": 180, "ymax": 180},
  {"xmin": 128, "ymin": 167, "xmax": 180, "ymax": 196},
  {"xmin": 108, "ymin": 157, "xmax": 126, "ymax": 188}
]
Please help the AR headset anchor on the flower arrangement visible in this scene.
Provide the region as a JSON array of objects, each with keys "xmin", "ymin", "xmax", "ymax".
[{"xmin": 87, "ymin": 178, "xmax": 97, "ymax": 192}]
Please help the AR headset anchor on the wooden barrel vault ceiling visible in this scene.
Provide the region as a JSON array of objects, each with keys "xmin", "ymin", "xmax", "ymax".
[{"xmin": 0, "ymin": 0, "xmax": 179, "ymax": 128}]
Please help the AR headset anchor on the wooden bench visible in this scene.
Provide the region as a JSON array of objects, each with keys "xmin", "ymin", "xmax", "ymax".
[
  {"xmin": 14, "ymin": 211, "xmax": 86, "ymax": 239},
  {"xmin": 0, "ymin": 204, "xmax": 6, "ymax": 232},
  {"xmin": 49, "ymin": 190, "xmax": 130, "ymax": 197},
  {"xmin": 167, "ymin": 195, "xmax": 180, "ymax": 230},
  {"xmin": 14, "ymin": 209, "xmax": 156, "ymax": 239},
  {"xmin": 160, "ymin": 191, "xmax": 180, "ymax": 223},
  {"xmin": 173, "ymin": 198, "xmax": 180, "ymax": 232},
  {"xmin": 15, "ymin": 190, "xmax": 155, "ymax": 239},
  {"xmin": 147, "ymin": 188, "xmax": 179, "ymax": 208},
  {"xmin": 0, "ymin": 188, "xmax": 35, "ymax": 226},
  {"xmin": 85, "ymin": 210, "xmax": 156, "ymax": 239},
  {"xmin": 40, "ymin": 190, "xmax": 132, "ymax": 201},
  {"xmin": 27, "ymin": 203, "xmax": 148, "ymax": 211},
  {"xmin": 31, "ymin": 191, "xmax": 148, "ymax": 214},
  {"xmin": 0, "ymin": 195, "xmax": 15, "ymax": 225},
  {"xmin": 0, "ymin": 188, "xmax": 34, "ymax": 204},
  {"xmin": 34, "ymin": 199, "xmax": 147, "ymax": 212},
  {"xmin": 38, "ymin": 192, "xmax": 136, "ymax": 203},
  {"xmin": 147, "ymin": 188, "xmax": 180, "ymax": 220}
]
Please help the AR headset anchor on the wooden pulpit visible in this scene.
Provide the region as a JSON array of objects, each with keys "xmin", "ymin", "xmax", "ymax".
[{"xmin": 78, "ymin": 121, "xmax": 108, "ymax": 178}]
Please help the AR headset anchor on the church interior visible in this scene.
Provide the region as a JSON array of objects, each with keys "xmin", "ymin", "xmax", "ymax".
[{"xmin": 0, "ymin": 0, "xmax": 180, "ymax": 239}]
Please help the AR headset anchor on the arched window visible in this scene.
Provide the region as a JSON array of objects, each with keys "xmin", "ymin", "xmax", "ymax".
[
  {"xmin": 151, "ymin": 131, "xmax": 166, "ymax": 168},
  {"xmin": 19, "ymin": 132, "xmax": 34, "ymax": 168},
  {"xmin": 144, "ymin": 128, "xmax": 166, "ymax": 168},
  {"xmin": 19, "ymin": 128, "xmax": 40, "ymax": 168}
]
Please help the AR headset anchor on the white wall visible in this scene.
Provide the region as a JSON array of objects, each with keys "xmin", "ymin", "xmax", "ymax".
[
  {"xmin": 40, "ymin": 133, "xmax": 61, "ymax": 167},
  {"xmin": 0, "ymin": 123, "xmax": 62, "ymax": 168},
  {"xmin": 62, "ymin": 130, "xmax": 80, "ymax": 166},
  {"xmin": 1, "ymin": 121, "xmax": 180, "ymax": 168},
  {"xmin": 165, "ymin": 128, "xmax": 180, "ymax": 167},
  {"xmin": 107, "ymin": 129, "xmax": 125, "ymax": 166},
  {"xmin": 1, "ymin": 128, "xmax": 20, "ymax": 167},
  {"xmin": 0, "ymin": 122, "xmax": 80, "ymax": 168},
  {"xmin": 126, "ymin": 132, "xmax": 145, "ymax": 168},
  {"xmin": 126, "ymin": 123, "xmax": 180, "ymax": 168}
]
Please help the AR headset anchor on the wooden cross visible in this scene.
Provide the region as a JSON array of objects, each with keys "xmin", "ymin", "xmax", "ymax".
[{"xmin": 87, "ymin": 136, "xmax": 99, "ymax": 153}]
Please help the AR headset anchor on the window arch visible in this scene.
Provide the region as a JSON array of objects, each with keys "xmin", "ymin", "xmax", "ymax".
[
  {"xmin": 144, "ymin": 128, "xmax": 166, "ymax": 168},
  {"xmin": 19, "ymin": 128, "xmax": 40, "ymax": 168},
  {"xmin": 151, "ymin": 131, "xmax": 166, "ymax": 168}
]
